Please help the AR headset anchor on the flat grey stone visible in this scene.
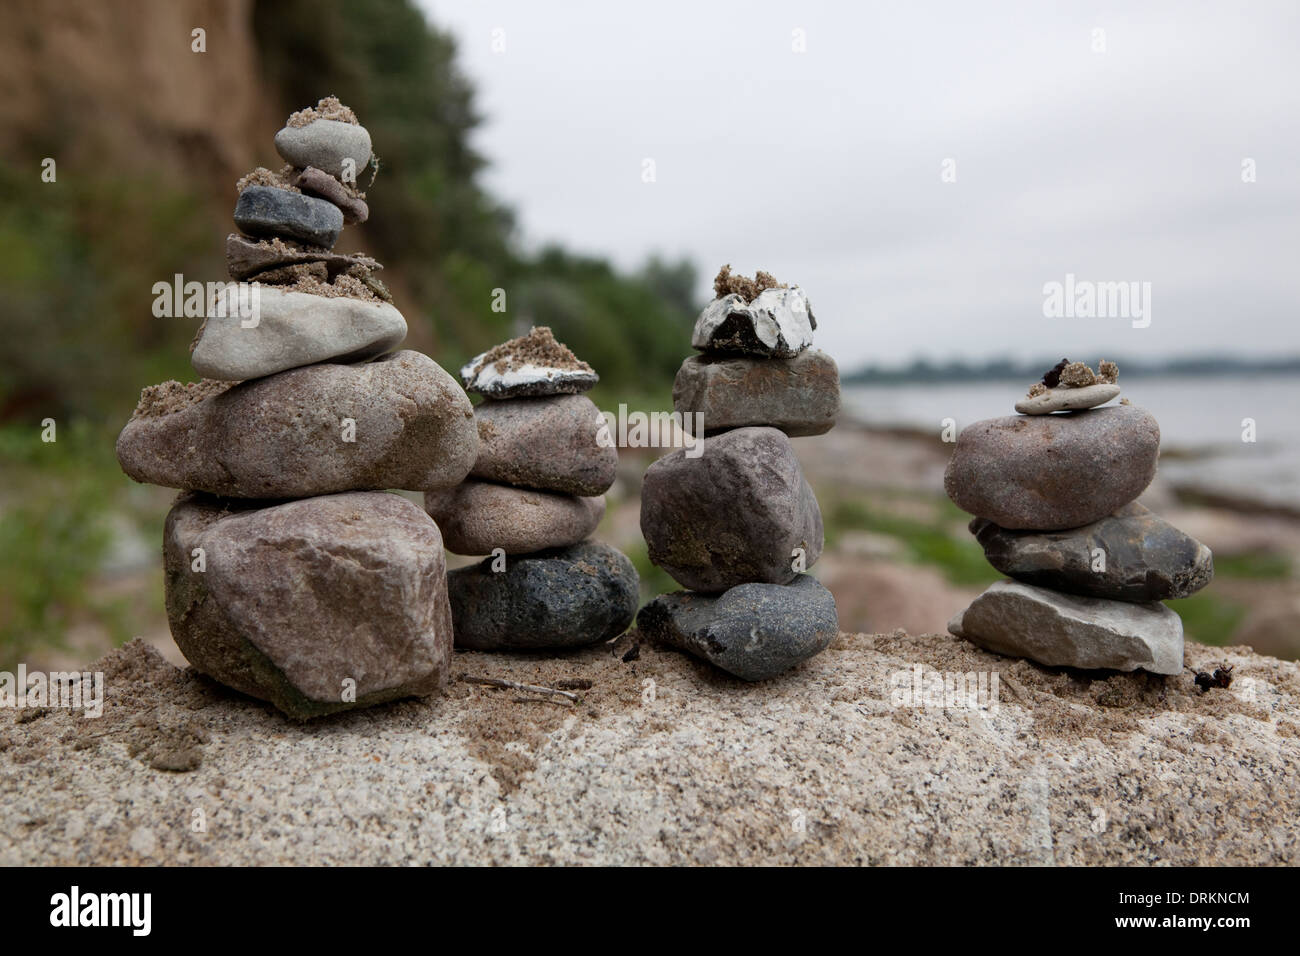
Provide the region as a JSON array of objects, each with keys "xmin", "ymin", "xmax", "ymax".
[
  {"xmin": 274, "ymin": 119, "xmax": 372, "ymax": 182},
  {"xmin": 192, "ymin": 286, "xmax": 406, "ymax": 381},
  {"xmin": 638, "ymin": 575, "xmax": 839, "ymax": 681},
  {"xmin": 117, "ymin": 350, "xmax": 477, "ymax": 498},
  {"xmin": 673, "ymin": 349, "xmax": 840, "ymax": 436},
  {"xmin": 471, "ymin": 394, "xmax": 617, "ymax": 496},
  {"xmin": 234, "ymin": 185, "xmax": 343, "ymax": 249},
  {"xmin": 948, "ymin": 579, "xmax": 1184, "ymax": 675},
  {"xmin": 164, "ymin": 491, "xmax": 453, "ymax": 719},
  {"xmin": 446, "ymin": 542, "xmax": 638, "ymax": 650},
  {"xmin": 943, "ymin": 405, "xmax": 1161, "ymax": 530},
  {"xmin": 971, "ymin": 502, "xmax": 1214, "ymax": 601},
  {"xmin": 225, "ymin": 234, "xmax": 381, "ymax": 281},
  {"xmin": 424, "ymin": 480, "xmax": 605, "ymax": 555},
  {"xmin": 640, "ymin": 426, "xmax": 823, "ymax": 592},
  {"xmin": 1014, "ymin": 383, "xmax": 1121, "ymax": 415},
  {"xmin": 691, "ymin": 287, "xmax": 815, "ymax": 358}
]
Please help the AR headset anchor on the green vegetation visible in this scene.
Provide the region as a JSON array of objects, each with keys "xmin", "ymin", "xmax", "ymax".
[
  {"xmin": 825, "ymin": 496, "xmax": 1002, "ymax": 588},
  {"xmin": 1212, "ymin": 552, "xmax": 1292, "ymax": 580},
  {"xmin": 0, "ymin": 423, "xmax": 139, "ymax": 668},
  {"xmin": 1165, "ymin": 593, "xmax": 1246, "ymax": 647}
]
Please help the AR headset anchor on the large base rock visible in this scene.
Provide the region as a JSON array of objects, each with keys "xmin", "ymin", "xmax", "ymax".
[
  {"xmin": 948, "ymin": 579, "xmax": 1184, "ymax": 674},
  {"xmin": 640, "ymin": 426, "xmax": 823, "ymax": 592},
  {"xmin": 163, "ymin": 492, "xmax": 453, "ymax": 719},
  {"xmin": 7, "ymin": 634, "xmax": 1298, "ymax": 865},
  {"xmin": 638, "ymin": 575, "xmax": 839, "ymax": 681},
  {"xmin": 447, "ymin": 542, "xmax": 638, "ymax": 650}
]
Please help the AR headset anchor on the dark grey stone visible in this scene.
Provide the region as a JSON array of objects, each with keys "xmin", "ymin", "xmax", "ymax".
[
  {"xmin": 234, "ymin": 185, "xmax": 343, "ymax": 249},
  {"xmin": 971, "ymin": 502, "xmax": 1214, "ymax": 601},
  {"xmin": 637, "ymin": 575, "xmax": 839, "ymax": 681},
  {"xmin": 447, "ymin": 542, "xmax": 638, "ymax": 650}
]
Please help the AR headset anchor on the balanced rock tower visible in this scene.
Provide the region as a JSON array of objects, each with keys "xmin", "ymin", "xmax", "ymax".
[
  {"xmin": 116, "ymin": 98, "xmax": 479, "ymax": 718},
  {"xmin": 425, "ymin": 327, "xmax": 640, "ymax": 651},
  {"xmin": 943, "ymin": 361, "xmax": 1214, "ymax": 674},
  {"xmin": 637, "ymin": 267, "xmax": 842, "ymax": 680}
]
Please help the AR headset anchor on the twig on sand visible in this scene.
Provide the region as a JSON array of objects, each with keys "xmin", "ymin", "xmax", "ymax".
[{"xmin": 459, "ymin": 674, "xmax": 579, "ymax": 703}]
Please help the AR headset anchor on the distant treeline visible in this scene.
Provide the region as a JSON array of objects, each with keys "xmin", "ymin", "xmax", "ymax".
[{"xmin": 842, "ymin": 355, "xmax": 1300, "ymax": 385}]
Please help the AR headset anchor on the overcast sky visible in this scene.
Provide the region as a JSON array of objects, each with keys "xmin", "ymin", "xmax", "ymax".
[{"xmin": 421, "ymin": 0, "xmax": 1299, "ymax": 371}]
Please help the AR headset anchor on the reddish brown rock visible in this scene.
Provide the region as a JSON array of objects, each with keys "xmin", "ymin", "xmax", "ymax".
[
  {"xmin": 471, "ymin": 394, "xmax": 616, "ymax": 496},
  {"xmin": 164, "ymin": 492, "xmax": 453, "ymax": 719},
  {"xmin": 424, "ymin": 480, "xmax": 605, "ymax": 555},
  {"xmin": 943, "ymin": 405, "xmax": 1160, "ymax": 530}
]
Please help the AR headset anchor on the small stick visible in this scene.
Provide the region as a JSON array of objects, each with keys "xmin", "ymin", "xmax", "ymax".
[{"xmin": 459, "ymin": 674, "xmax": 579, "ymax": 703}]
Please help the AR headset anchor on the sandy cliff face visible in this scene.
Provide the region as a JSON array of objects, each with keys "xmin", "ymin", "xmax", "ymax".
[{"xmin": 0, "ymin": 0, "xmax": 269, "ymax": 195}]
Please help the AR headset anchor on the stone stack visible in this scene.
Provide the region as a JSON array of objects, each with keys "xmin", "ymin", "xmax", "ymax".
[
  {"xmin": 636, "ymin": 267, "xmax": 842, "ymax": 680},
  {"xmin": 116, "ymin": 98, "xmax": 479, "ymax": 719},
  {"xmin": 424, "ymin": 326, "xmax": 639, "ymax": 651},
  {"xmin": 943, "ymin": 361, "xmax": 1214, "ymax": 675}
]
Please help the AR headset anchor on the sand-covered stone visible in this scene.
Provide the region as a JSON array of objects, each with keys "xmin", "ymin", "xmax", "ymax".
[
  {"xmin": 691, "ymin": 287, "xmax": 815, "ymax": 358},
  {"xmin": 274, "ymin": 119, "xmax": 372, "ymax": 182},
  {"xmin": 673, "ymin": 350, "xmax": 840, "ymax": 436},
  {"xmin": 949, "ymin": 579, "xmax": 1184, "ymax": 675},
  {"xmin": 1015, "ymin": 383, "xmax": 1121, "ymax": 415},
  {"xmin": 971, "ymin": 502, "xmax": 1214, "ymax": 601},
  {"xmin": 638, "ymin": 575, "xmax": 839, "ymax": 681},
  {"xmin": 225, "ymin": 234, "xmax": 381, "ymax": 281},
  {"xmin": 461, "ymin": 326, "xmax": 598, "ymax": 399},
  {"xmin": 424, "ymin": 481, "xmax": 605, "ymax": 556},
  {"xmin": 191, "ymin": 286, "xmax": 406, "ymax": 381},
  {"xmin": 471, "ymin": 394, "xmax": 616, "ymax": 496},
  {"xmin": 233, "ymin": 185, "xmax": 343, "ymax": 249},
  {"xmin": 447, "ymin": 542, "xmax": 638, "ymax": 651},
  {"xmin": 163, "ymin": 491, "xmax": 453, "ymax": 719},
  {"xmin": 943, "ymin": 405, "xmax": 1160, "ymax": 530},
  {"xmin": 117, "ymin": 351, "xmax": 477, "ymax": 498},
  {"xmin": 640, "ymin": 426, "xmax": 823, "ymax": 592}
]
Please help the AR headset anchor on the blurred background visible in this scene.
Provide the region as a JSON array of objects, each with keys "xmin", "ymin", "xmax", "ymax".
[{"xmin": 2, "ymin": 0, "xmax": 1298, "ymax": 672}]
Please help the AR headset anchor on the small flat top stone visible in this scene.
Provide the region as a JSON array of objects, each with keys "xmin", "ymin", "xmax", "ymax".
[
  {"xmin": 460, "ymin": 326, "xmax": 598, "ymax": 399},
  {"xmin": 1015, "ymin": 383, "xmax": 1120, "ymax": 415}
]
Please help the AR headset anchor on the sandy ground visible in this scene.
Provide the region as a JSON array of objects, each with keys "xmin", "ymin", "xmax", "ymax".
[{"xmin": 2, "ymin": 634, "xmax": 1297, "ymax": 865}]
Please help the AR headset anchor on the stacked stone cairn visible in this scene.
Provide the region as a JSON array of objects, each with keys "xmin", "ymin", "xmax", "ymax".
[
  {"xmin": 943, "ymin": 360, "xmax": 1214, "ymax": 674},
  {"xmin": 636, "ymin": 266, "xmax": 842, "ymax": 680},
  {"xmin": 116, "ymin": 98, "xmax": 480, "ymax": 718},
  {"xmin": 425, "ymin": 326, "xmax": 640, "ymax": 651}
]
